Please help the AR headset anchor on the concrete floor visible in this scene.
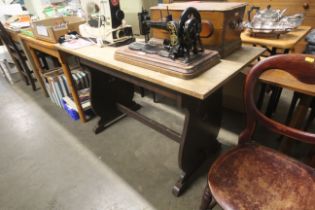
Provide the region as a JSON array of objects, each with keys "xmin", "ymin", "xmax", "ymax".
[
  {"xmin": 0, "ymin": 76, "xmax": 230, "ymax": 210},
  {"xmin": 0, "ymin": 75, "xmax": 313, "ymax": 210}
]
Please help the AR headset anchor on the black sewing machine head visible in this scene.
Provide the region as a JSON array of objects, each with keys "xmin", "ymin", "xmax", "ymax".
[{"xmin": 129, "ymin": 7, "xmax": 208, "ymax": 63}]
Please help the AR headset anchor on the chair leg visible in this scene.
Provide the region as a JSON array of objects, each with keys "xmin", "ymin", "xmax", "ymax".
[
  {"xmin": 0, "ymin": 62, "xmax": 11, "ymax": 83},
  {"xmin": 29, "ymin": 76, "xmax": 36, "ymax": 91},
  {"xmin": 19, "ymin": 58, "xmax": 37, "ymax": 91},
  {"xmin": 256, "ymin": 83, "xmax": 266, "ymax": 109},
  {"xmin": 266, "ymin": 86, "xmax": 282, "ymax": 117},
  {"xmin": 271, "ymin": 87, "xmax": 283, "ymax": 114},
  {"xmin": 139, "ymin": 87, "xmax": 145, "ymax": 97},
  {"xmin": 200, "ymin": 185, "xmax": 215, "ymax": 210},
  {"xmin": 15, "ymin": 60, "xmax": 29, "ymax": 85},
  {"xmin": 24, "ymin": 65, "xmax": 36, "ymax": 91},
  {"xmin": 285, "ymin": 92, "xmax": 301, "ymax": 124},
  {"xmin": 304, "ymin": 105, "xmax": 315, "ymax": 130},
  {"xmin": 153, "ymin": 92, "xmax": 158, "ymax": 103}
]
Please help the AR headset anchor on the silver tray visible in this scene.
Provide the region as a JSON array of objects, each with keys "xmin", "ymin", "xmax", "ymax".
[{"xmin": 244, "ymin": 5, "xmax": 304, "ymax": 37}]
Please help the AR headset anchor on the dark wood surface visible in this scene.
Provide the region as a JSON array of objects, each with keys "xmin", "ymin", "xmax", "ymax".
[{"xmin": 201, "ymin": 54, "xmax": 315, "ymax": 210}]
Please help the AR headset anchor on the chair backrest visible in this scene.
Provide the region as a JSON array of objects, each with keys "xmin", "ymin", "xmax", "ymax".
[
  {"xmin": 0, "ymin": 21, "xmax": 21, "ymax": 55},
  {"xmin": 239, "ymin": 54, "xmax": 315, "ymax": 145}
]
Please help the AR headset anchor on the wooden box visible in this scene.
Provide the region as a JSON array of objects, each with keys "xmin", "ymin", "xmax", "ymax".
[
  {"xmin": 31, "ymin": 16, "xmax": 85, "ymax": 43},
  {"xmin": 150, "ymin": 2, "xmax": 247, "ymax": 57}
]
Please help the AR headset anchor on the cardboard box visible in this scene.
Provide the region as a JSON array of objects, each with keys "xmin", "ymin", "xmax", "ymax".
[
  {"xmin": 31, "ymin": 16, "xmax": 85, "ymax": 43},
  {"xmin": 150, "ymin": 2, "xmax": 247, "ymax": 58}
]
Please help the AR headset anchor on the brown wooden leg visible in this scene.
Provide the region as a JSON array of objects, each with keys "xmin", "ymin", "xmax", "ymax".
[
  {"xmin": 256, "ymin": 83, "xmax": 266, "ymax": 109},
  {"xmin": 200, "ymin": 185, "xmax": 213, "ymax": 210},
  {"xmin": 173, "ymin": 88, "xmax": 222, "ymax": 196},
  {"xmin": 304, "ymin": 103, "xmax": 315, "ymax": 130},
  {"xmin": 10, "ymin": 56, "xmax": 28, "ymax": 85},
  {"xmin": 153, "ymin": 92, "xmax": 158, "ymax": 103},
  {"xmin": 19, "ymin": 57, "xmax": 37, "ymax": 91},
  {"xmin": 58, "ymin": 52, "xmax": 86, "ymax": 122},
  {"xmin": 279, "ymin": 95, "xmax": 313, "ymax": 153},
  {"xmin": 80, "ymin": 58, "xmax": 221, "ymax": 195},
  {"xmin": 139, "ymin": 87, "xmax": 145, "ymax": 97},
  {"xmin": 27, "ymin": 46, "xmax": 49, "ymax": 96},
  {"xmin": 88, "ymin": 66, "xmax": 140, "ymax": 133},
  {"xmin": 266, "ymin": 86, "xmax": 282, "ymax": 117}
]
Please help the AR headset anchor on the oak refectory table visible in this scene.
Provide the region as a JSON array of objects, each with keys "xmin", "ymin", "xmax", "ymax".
[{"xmin": 56, "ymin": 43, "xmax": 264, "ymax": 196}]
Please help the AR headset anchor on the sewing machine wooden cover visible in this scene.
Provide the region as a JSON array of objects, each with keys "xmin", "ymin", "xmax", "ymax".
[{"xmin": 150, "ymin": 2, "xmax": 247, "ymax": 58}]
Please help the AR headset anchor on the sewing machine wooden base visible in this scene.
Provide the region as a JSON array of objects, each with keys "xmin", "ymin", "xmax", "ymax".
[{"xmin": 115, "ymin": 46, "xmax": 220, "ymax": 79}]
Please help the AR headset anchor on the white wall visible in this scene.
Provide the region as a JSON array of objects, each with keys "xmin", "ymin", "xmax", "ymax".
[
  {"xmin": 24, "ymin": 0, "xmax": 58, "ymax": 18},
  {"xmin": 24, "ymin": 0, "xmax": 48, "ymax": 18},
  {"xmin": 120, "ymin": 0, "xmax": 158, "ymax": 35}
]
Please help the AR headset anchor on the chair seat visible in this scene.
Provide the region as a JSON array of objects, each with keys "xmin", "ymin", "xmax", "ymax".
[{"xmin": 209, "ymin": 144, "xmax": 315, "ymax": 210}]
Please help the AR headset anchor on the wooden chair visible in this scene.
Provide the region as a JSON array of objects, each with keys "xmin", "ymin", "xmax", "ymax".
[
  {"xmin": 0, "ymin": 22, "xmax": 36, "ymax": 90},
  {"xmin": 286, "ymin": 93, "xmax": 314, "ymax": 130},
  {"xmin": 200, "ymin": 54, "xmax": 315, "ymax": 210}
]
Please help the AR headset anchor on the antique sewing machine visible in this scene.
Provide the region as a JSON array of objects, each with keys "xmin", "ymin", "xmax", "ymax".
[
  {"xmin": 79, "ymin": 0, "xmax": 135, "ymax": 46},
  {"xmin": 115, "ymin": 7, "xmax": 220, "ymax": 79},
  {"xmin": 129, "ymin": 7, "xmax": 207, "ymax": 63}
]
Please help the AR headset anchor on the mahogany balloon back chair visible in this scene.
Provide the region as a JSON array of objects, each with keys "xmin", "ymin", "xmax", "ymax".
[
  {"xmin": 0, "ymin": 21, "xmax": 36, "ymax": 90},
  {"xmin": 200, "ymin": 54, "xmax": 315, "ymax": 210}
]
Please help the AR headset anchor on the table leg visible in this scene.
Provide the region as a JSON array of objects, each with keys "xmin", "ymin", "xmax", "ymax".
[
  {"xmin": 256, "ymin": 83, "xmax": 266, "ymax": 109},
  {"xmin": 58, "ymin": 52, "xmax": 86, "ymax": 123},
  {"xmin": 173, "ymin": 88, "xmax": 222, "ymax": 196},
  {"xmin": 27, "ymin": 46, "xmax": 48, "ymax": 97},
  {"xmin": 12, "ymin": 57, "xmax": 29, "ymax": 85},
  {"xmin": 265, "ymin": 86, "xmax": 282, "ymax": 117},
  {"xmin": 86, "ymin": 63, "xmax": 222, "ymax": 196},
  {"xmin": 89, "ymin": 69, "xmax": 140, "ymax": 133}
]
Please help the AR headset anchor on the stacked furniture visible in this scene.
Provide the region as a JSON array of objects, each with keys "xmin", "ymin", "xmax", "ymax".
[
  {"xmin": 285, "ymin": 30, "xmax": 315, "ymax": 131},
  {"xmin": 0, "ymin": 22, "xmax": 36, "ymax": 91},
  {"xmin": 0, "ymin": 41, "xmax": 18, "ymax": 84}
]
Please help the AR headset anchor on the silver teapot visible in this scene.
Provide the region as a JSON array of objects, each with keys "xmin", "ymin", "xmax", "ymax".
[{"xmin": 244, "ymin": 5, "xmax": 304, "ymax": 35}]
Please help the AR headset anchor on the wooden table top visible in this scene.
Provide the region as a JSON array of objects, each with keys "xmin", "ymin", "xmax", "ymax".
[
  {"xmin": 18, "ymin": 33, "xmax": 56, "ymax": 50},
  {"xmin": 260, "ymin": 70, "xmax": 315, "ymax": 97},
  {"xmin": 56, "ymin": 44, "xmax": 265, "ymax": 99},
  {"xmin": 241, "ymin": 26, "xmax": 312, "ymax": 49}
]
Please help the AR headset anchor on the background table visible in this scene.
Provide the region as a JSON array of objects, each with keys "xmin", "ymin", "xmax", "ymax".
[
  {"xmin": 241, "ymin": 26, "xmax": 312, "ymax": 54},
  {"xmin": 260, "ymin": 69, "xmax": 315, "ymax": 159},
  {"xmin": 18, "ymin": 34, "xmax": 86, "ymax": 122},
  {"xmin": 242, "ymin": 26, "xmax": 312, "ymax": 116}
]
